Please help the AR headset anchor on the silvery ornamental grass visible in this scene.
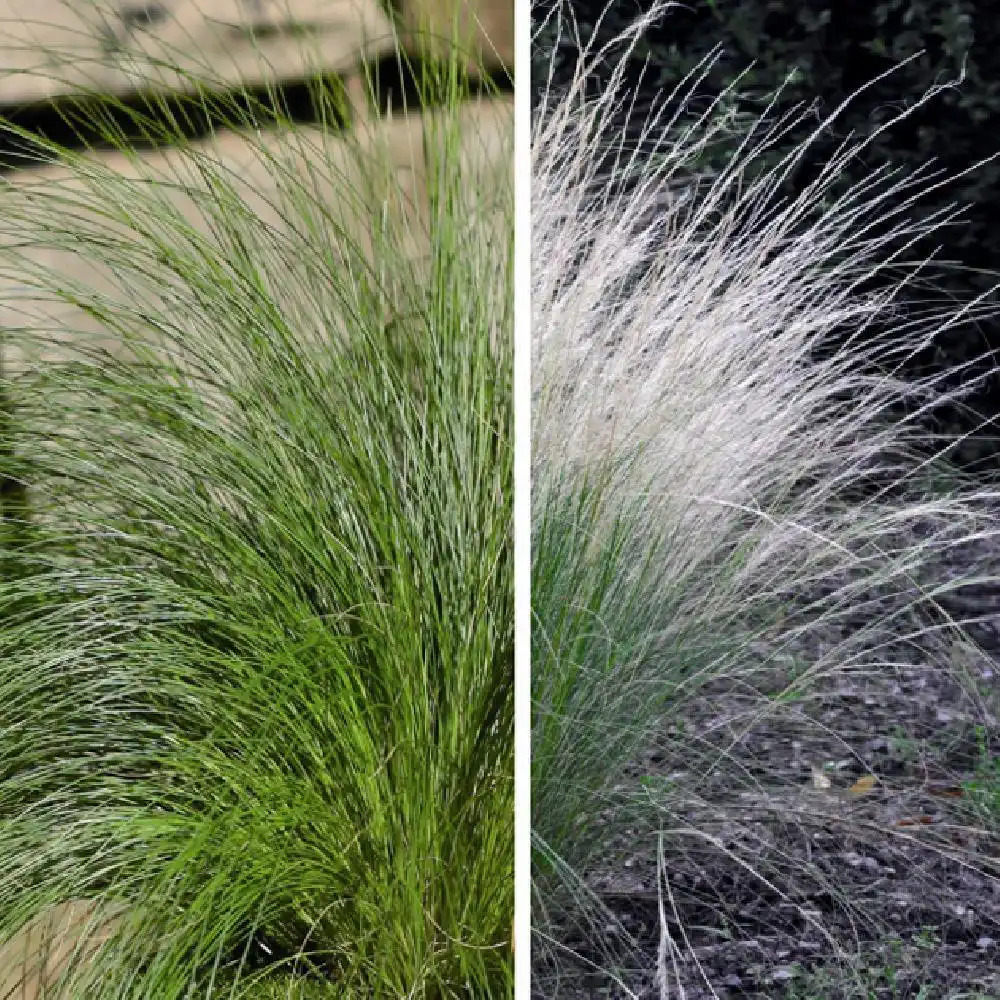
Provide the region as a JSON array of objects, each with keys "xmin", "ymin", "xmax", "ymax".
[
  {"xmin": 0, "ymin": 5, "xmax": 513, "ymax": 997},
  {"xmin": 531, "ymin": 1, "xmax": 1000, "ymax": 990}
]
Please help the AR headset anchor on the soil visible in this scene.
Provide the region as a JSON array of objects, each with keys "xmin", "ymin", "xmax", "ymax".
[{"xmin": 535, "ymin": 537, "xmax": 1000, "ymax": 999}]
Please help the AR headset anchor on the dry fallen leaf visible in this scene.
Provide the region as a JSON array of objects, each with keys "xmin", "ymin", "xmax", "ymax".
[
  {"xmin": 848, "ymin": 775, "xmax": 878, "ymax": 798},
  {"xmin": 927, "ymin": 784, "xmax": 965, "ymax": 798},
  {"xmin": 894, "ymin": 815, "xmax": 936, "ymax": 827}
]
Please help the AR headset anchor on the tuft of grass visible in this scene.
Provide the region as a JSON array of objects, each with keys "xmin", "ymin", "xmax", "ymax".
[
  {"xmin": 0, "ymin": 5, "xmax": 512, "ymax": 998},
  {"xmin": 531, "ymin": 0, "xmax": 1000, "ymax": 992},
  {"xmin": 962, "ymin": 726, "xmax": 1000, "ymax": 829}
]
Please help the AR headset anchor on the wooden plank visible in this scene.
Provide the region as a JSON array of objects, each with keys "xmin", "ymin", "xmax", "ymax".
[
  {"xmin": 0, "ymin": 94, "xmax": 512, "ymax": 368},
  {"xmin": 0, "ymin": 0, "xmax": 397, "ymax": 103},
  {"xmin": 0, "ymin": 900, "xmax": 125, "ymax": 1000},
  {"xmin": 397, "ymin": 0, "xmax": 511, "ymax": 74}
]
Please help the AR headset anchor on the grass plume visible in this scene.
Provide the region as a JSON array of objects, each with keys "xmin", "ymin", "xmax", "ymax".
[{"xmin": 531, "ymin": 3, "xmax": 1000, "ymax": 992}]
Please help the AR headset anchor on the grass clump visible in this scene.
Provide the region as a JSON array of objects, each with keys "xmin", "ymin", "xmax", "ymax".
[
  {"xmin": 962, "ymin": 726, "xmax": 1000, "ymax": 829},
  {"xmin": 531, "ymin": 2, "xmax": 1000, "ymax": 994},
  {"xmin": 0, "ymin": 6, "xmax": 512, "ymax": 997}
]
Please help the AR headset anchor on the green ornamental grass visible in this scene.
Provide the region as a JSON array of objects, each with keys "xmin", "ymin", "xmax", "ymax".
[
  {"xmin": 0, "ymin": 6, "xmax": 512, "ymax": 998},
  {"xmin": 531, "ymin": 2, "xmax": 1000, "ymax": 992}
]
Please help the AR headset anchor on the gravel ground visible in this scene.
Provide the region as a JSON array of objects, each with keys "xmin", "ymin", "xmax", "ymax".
[{"xmin": 535, "ymin": 534, "xmax": 1000, "ymax": 999}]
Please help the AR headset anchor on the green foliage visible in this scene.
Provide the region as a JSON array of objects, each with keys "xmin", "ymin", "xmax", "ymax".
[
  {"xmin": 0, "ymin": 23, "xmax": 512, "ymax": 1000},
  {"xmin": 963, "ymin": 725, "xmax": 1000, "ymax": 826}
]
